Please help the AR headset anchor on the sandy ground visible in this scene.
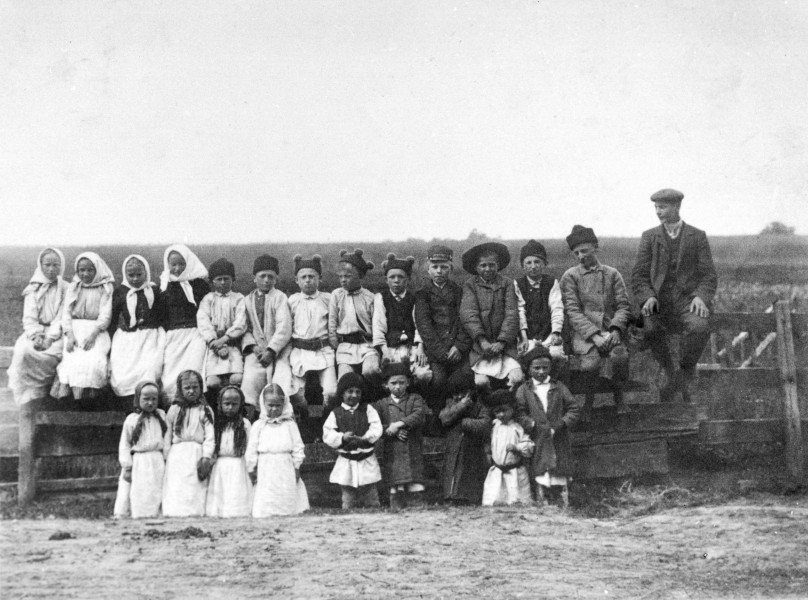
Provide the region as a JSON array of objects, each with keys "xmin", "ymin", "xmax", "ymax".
[{"xmin": 2, "ymin": 497, "xmax": 808, "ymax": 600}]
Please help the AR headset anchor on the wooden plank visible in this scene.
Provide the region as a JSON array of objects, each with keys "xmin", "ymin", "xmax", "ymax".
[
  {"xmin": 699, "ymin": 419, "xmax": 783, "ymax": 445},
  {"xmin": 18, "ymin": 403, "xmax": 36, "ymax": 506},
  {"xmin": 35, "ymin": 411, "xmax": 127, "ymax": 427},
  {"xmin": 35, "ymin": 426, "xmax": 120, "ymax": 457},
  {"xmin": 0, "ymin": 347, "xmax": 13, "ymax": 369},
  {"xmin": 776, "ymin": 301, "xmax": 804, "ymax": 483},
  {"xmin": 0, "ymin": 423, "xmax": 19, "ymax": 456},
  {"xmin": 39, "ymin": 476, "xmax": 119, "ymax": 492},
  {"xmin": 0, "ymin": 388, "xmax": 14, "ymax": 405},
  {"xmin": 709, "ymin": 313, "xmax": 775, "ymax": 336},
  {"xmin": 573, "ymin": 438, "xmax": 669, "ymax": 478},
  {"xmin": 580, "ymin": 403, "xmax": 699, "ymax": 435}
]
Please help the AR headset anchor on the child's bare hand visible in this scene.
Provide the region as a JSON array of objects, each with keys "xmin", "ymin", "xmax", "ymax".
[
  {"xmin": 122, "ymin": 467, "xmax": 132, "ymax": 483},
  {"xmin": 249, "ymin": 470, "xmax": 257, "ymax": 485},
  {"xmin": 217, "ymin": 346, "xmax": 230, "ymax": 359},
  {"xmin": 412, "ymin": 344, "xmax": 427, "ymax": 367},
  {"xmin": 81, "ymin": 331, "xmax": 98, "ymax": 351},
  {"xmin": 488, "ymin": 341, "xmax": 504, "ymax": 356},
  {"xmin": 517, "ymin": 340, "xmax": 530, "ymax": 355},
  {"xmin": 64, "ymin": 333, "xmax": 76, "ymax": 352},
  {"xmin": 446, "ymin": 346, "xmax": 461, "ymax": 363},
  {"xmin": 385, "ymin": 423, "xmax": 401, "ymax": 437},
  {"xmin": 40, "ymin": 337, "xmax": 53, "ymax": 351},
  {"xmin": 396, "ymin": 429, "xmax": 409, "ymax": 441},
  {"xmin": 505, "ymin": 443, "xmax": 518, "ymax": 453}
]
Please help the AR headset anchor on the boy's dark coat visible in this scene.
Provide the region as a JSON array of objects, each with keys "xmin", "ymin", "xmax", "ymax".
[
  {"xmin": 375, "ymin": 393, "xmax": 428, "ymax": 485},
  {"xmin": 438, "ymin": 396, "xmax": 491, "ymax": 502}
]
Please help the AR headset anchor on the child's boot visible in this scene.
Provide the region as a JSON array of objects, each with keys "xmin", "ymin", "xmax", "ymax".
[
  {"xmin": 389, "ymin": 490, "xmax": 404, "ymax": 512},
  {"xmin": 407, "ymin": 491, "xmax": 426, "ymax": 509}
]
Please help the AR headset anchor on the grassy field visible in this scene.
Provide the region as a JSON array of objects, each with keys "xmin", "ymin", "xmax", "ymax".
[{"xmin": 1, "ymin": 234, "xmax": 806, "ymax": 345}]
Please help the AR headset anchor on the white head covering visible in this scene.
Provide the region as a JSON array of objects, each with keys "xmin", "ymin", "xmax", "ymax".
[
  {"xmin": 159, "ymin": 244, "xmax": 208, "ymax": 305},
  {"xmin": 23, "ymin": 247, "xmax": 67, "ymax": 301},
  {"xmin": 259, "ymin": 383, "xmax": 294, "ymax": 423},
  {"xmin": 65, "ymin": 251, "xmax": 115, "ymax": 310},
  {"xmin": 121, "ymin": 254, "xmax": 155, "ymax": 328}
]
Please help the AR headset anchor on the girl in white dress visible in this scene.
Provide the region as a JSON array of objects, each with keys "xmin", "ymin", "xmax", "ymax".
[
  {"xmin": 247, "ymin": 383, "xmax": 309, "ymax": 517},
  {"xmin": 8, "ymin": 248, "xmax": 69, "ymax": 405},
  {"xmin": 113, "ymin": 381, "xmax": 171, "ymax": 518},
  {"xmin": 54, "ymin": 252, "xmax": 114, "ymax": 399},
  {"xmin": 205, "ymin": 385, "xmax": 253, "ymax": 517}
]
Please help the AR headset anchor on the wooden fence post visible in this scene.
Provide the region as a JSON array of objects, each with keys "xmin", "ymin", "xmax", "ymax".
[
  {"xmin": 775, "ymin": 301, "xmax": 804, "ymax": 484},
  {"xmin": 18, "ymin": 402, "xmax": 37, "ymax": 506}
]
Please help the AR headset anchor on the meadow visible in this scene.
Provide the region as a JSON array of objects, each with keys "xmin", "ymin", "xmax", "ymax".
[{"xmin": 1, "ymin": 234, "xmax": 806, "ymax": 345}]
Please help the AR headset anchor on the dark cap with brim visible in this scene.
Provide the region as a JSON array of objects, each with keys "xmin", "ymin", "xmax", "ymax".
[{"xmin": 461, "ymin": 242, "xmax": 511, "ymax": 274}]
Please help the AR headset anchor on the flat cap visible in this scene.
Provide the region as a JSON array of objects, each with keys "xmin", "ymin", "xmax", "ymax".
[{"xmin": 650, "ymin": 189, "xmax": 684, "ymax": 203}]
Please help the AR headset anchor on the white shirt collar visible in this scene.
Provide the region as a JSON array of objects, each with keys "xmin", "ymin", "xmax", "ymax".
[{"xmin": 664, "ymin": 220, "xmax": 684, "ymax": 239}]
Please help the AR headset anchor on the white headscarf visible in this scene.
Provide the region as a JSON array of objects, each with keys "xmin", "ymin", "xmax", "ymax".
[
  {"xmin": 65, "ymin": 251, "xmax": 115, "ymax": 310},
  {"xmin": 23, "ymin": 247, "xmax": 67, "ymax": 302},
  {"xmin": 259, "ymin": 383, "xmax": 294, "ymax": 423},
  {"xmin": 121, "ymin": 254, "xmax": 155, "ymax": 328},
  {"xmin": 159, "ymin": 244, "xmax": 208, "ymax": 305}
]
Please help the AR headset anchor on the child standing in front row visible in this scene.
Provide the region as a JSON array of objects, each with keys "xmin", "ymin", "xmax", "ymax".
[
  {"xmin": 322, "ymin": 372, "xmax": 383, "ymax": 509},
  {"xmin": 375, "ymin": 362, "xmax": 428, "ymax": 510},
  {"xmin": 246, "ymin": 384, "xmax": 309, "ymax": 516},
  {"xmin": 162, "ymin": 370, "xmax": 215, "ymax": 517},
  {"xmin": 113, "ymin": 381, "xmax": 171, "ymax": 519},
  {"xmin": 482, "ymin": 390, "xmax": 535, "ymax": 506},
  {"xmin": 206, "ymin": 386, "xmax": 253, "ymax": 517}
]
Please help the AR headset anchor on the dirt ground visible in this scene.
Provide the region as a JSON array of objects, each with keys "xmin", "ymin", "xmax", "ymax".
[{"xmin": 2, "ymin": 491, "xmax": 807, "ymax": 600}]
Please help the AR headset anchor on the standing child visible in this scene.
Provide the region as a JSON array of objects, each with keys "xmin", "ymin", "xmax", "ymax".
[
  {"xmin": 54, "ymin": 252, "xmax": 114, "ymax": 399},
  {"xmin": 515, "ymin": 345, "xmax": 582, "ymax": 508},
  {"xmin": 113, "ymin": 381, "xmax": 171, "ymax": 519},
  {"xmin": 482, "ymin": 390, "xmax": 535, "ymax": 506},
  {"xmin": 197, "ymin": 258, "xmax": 247, "ymax": 397},
  {"xmin": 241, "ymin": 255, "xmax": 292, "ymax": 417},
  {"xmin": 375, "ymin": 362, "xmax": 428, "ymax": 510},
  {"xmin": 205, "ymin": 385, "xmax": 253, "ymax": 518},
  {"xmin": 162, "ymin": 370, "xmax": 215, "ymax": 517},
  {"xmin": 8, "ymin": 248, "xmax": 68, "ymax": 405},
  {"xmin": 157, "ymin": 244, "xmax": 209, "ymax": 404},
  {"xmin": 439, "ymin": 369, "xmax": 491, "ymax": 505},
  {"xmin": 322, "ymin": 373, "xmax": 383, "ymax": 509},
  {"xmin": 246, "ymin": 384, "xmax": 309, "ymax": 516},
  {"xmin": 109, "ymin": 255, "xmax": 165, "ymax": 399}
]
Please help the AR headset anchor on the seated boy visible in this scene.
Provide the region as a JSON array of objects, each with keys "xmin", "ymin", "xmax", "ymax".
[
  {"xmin": 459, "ymin": 242, "xmax": 524, "ymax": 391},
  {"xmin": 559, "ymin": 225, "xmax": 632, "ymax": 415},
  {"xmin": 514, "ymin": 239, "xmax": 564, "ymax": 359},
  {"xmin": 241, "ymin": 254, "xmax": 292, "ymax": 417},
  {"xmin": 328, "ymin": 249, "xmax": 381, "ymax": 382},
  {"xmin": 372, "ymin": 253, "xmax": 431, "ymax": 389}
]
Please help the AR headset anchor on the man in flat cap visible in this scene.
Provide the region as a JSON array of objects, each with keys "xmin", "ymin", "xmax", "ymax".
[{"xmin": 631, "ymin": 189, "xmax": 717, "ymax": 402}]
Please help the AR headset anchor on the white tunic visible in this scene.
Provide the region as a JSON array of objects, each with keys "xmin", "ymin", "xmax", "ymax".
[
  {"xmin": 162, "ymin": 404, "xmax": 215, "ymax": 517},
  {"xmin": 205, "ymin": 419, "xmax": 254, "ymax": 518},
  {"xmin": 482, "ymin": 420, "xmax": 535, "ymax": 506},
  {"xmin": 197, "ymin": 291, "xmax": 247, "ymax": 376},
  {"xmin": 322, "ymin": 403, "xmax": 383, "ymax": 488}
]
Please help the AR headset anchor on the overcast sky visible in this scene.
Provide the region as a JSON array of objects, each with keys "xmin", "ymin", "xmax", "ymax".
[{"xmin": 1, "ymin": 0, "xmax": 806, "ymax": 246}]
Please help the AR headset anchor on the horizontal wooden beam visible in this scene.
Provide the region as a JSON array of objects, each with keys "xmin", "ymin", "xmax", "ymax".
[
  {"xmin": 35, "ymin": 411, "xmax": 127, "ymax": 427},
  {"xmin": 573, "ymin": 438, "xmax": 669, "ymax": 478},
  {"xmin": 699, "ymin": 419, "xmax": 808, "ymax": 445},
  {"xmin": 0, "ymin": 476, "xmax": 119, "ymax": 493}
]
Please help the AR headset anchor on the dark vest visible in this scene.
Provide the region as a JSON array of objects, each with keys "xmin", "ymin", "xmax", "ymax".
[
  {"xmin": 660, "ymin": 229, "xmax": 682, "ymax": 298},
  {"xmin": 517, "ymin": 275, "xmax": 555, "ymax": 340},
  {"xmin": 381, "ymin": 289, "xmax": 417, "ymax": 347},
  {"xmin": 332, "ymin": 405, "xmax": 375, "ymax": 456}
]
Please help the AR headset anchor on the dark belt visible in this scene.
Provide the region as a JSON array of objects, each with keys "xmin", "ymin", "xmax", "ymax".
[
  {"xmin": 338, "ymin": 332, "xmax": 369, "ymax": 345},
  {"xmin": 292, "ymin": 337, "xmax": 329, "ymax": 351},
  {"xmin": 338, "ymin": 449, "xmax": 376, "ymax": 461},
  {"xmin": 494, "ymin": 460, "xmax": 522, "ymax": 473}
]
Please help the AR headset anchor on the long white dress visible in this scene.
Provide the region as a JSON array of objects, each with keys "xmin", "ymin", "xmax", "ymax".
[
  {"xmin": 162, "ymin": 403, "xmax": 214, "ymax": 517},
  {"xmin": 205, "ymin": 419, "xmax": 254, "ymax": 518},
  {"xmin": 113, "ymin": 410, "xmax": 171, "ymax": 518},
  {"xmin": 482, "ymin": 420, "xmax": 535, "ymax": 506}
]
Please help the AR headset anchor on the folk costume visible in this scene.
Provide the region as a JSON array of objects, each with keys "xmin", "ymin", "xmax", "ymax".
[
  {"xmin": 8, "ymin": 248, "xmax": 69, "ymax": 405},
  {"xmin": 54, "ymin": 252, "xmax": 114, "ymax": 398},
  {"xmin": 109, "ymin": 255, "xmax": 165, "ymax": 397},
  {"xmin": 157, "ymin": 245, "xmax": 209, "ymax": 401},
  {"xmin": 481, "ymin": 417, "xmax": 535, "ymax": 506},
  {"xmin": 246, "ymin": 385, "xmax": 309, "ymax": 516},
  {"xmin": 515, "ymin": 240, "xmax": 565, "ymax": 358}
]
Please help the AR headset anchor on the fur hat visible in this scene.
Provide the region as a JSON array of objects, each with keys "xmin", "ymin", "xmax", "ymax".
[
  {"xmin": 565, "ymin": 225, "xmax": 598, "ymax": 251},
  {"xmin": 382, "ymin": 360, "xmax": 410, "ymax": 381},
  {"xmin": 336, "ymin": 372, "xmax": 367, "ymax": 400},
  {"xmin": 293, "ymin": 254, "xmax": 323, "ymax": 276},
  {"xmin": 253, "ymin": 254, "xmax": 279, "ymax": 275},
  {"xmin": 427, "ymin": 245, "xmax": 454, "ymax": 262},
  {"xmin": 382, "ymin": 253, "xmax": 416, "ymax": 276},
  {"xmin": 446, "ymin": 369, "xmax": 475, "ymax": 397},
  {"xmin": 520, "ymin": 240, "xmax": 547, "ymax": 265},
  {"xmin": 650, "ymin": 188, "xmax": 684, "ymax": 204},
  {"xmin": 521, "ymin": 344, "xmax": 552, "ymax": 369},
  {"xmin": 461, "ymin": 242, "xmax": 511, "ymax": 274},
  {"xmin": 338, "ymin": 249, "xmax": 374, "ymax": 276},
  {"xmin": 208, "ymin": 258, "xmax": 235, "ymax": 281},
  {"xmin": 484, "ymin": 389, "xmax": 516, "ymax": 410}
]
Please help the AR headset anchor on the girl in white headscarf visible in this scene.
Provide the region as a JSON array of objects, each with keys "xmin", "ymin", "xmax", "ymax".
[
  {"xmin": 109, "ymin": 255, "xmax": 166, "ymax": 398},
  {"xmin": 246, "ymin": 383, "xmax": 309, "ymax": 516},
  {"xmin": 8, "ymin": 248, "xmax": 69, "ymax": 405},
  {"xmin": 156, "ymin": 244, "xmax": 209, "ymax": 403},
  {"xmin": 54, "ymin": 251, "xmax": 115, "ymax": 399}
]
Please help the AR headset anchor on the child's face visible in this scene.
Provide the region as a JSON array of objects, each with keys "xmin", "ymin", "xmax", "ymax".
[
  {"xmin": 529, "ymin": 358, "xmax": 552, "ymax": 382},
  {"xmin": 125, "ymin": 259, "xmax": 147, "ymax": 288},
  {"xmin": 427, "ymin": 261, "xmax": 451, "ymax": 286},
  {"xmin": 220, "ymin": 389, "xmax": 242, "ymax": 418},
  {"xmin": 342, "ymin": 386, "xmax": 362, "ymax": 407},
  {"xmin": 386, "ymin": 374, "xmax": 409, "ymax": 398},
  {"xmin": 296, "ymin": 268, "xmax": 319, "ymax": 295},
  {"xmin": 337, "ymin": 263, "xmax": 361, "ymax": 292},
  {"xmin": 572, "ymin": 243, "xmax": 599, "ymax": 269},
  {"xmin": 493, "ymin": 404, "xmax": 514, "ymax": 424},
  {"xmin": 168, "ymin": 252, "xmax": 186, "ymax": 277},
  {"xmin": 522, "ymin": 256, "xmax": 546, "ymax": 280},
  {"xmin": 76, "ymin": 258, "xmax": 96, "ymax": 285},
  {"xmin": 138, "ymin": 385, "xmax": 159, "ymax": 413},
  {"xmin": 264, "ymin": 394, "xmax": 284, "ymax": 419},
  {"xmin": 451, "ymin": 390, "xmax": 472, "ymax": 404},
  {"xmin": 254, "ymin": 269, "xmax": 277, "ymax": 293},
  {"xmin": 386, "ymin": 269, "xmax": 409, "ymax": 295},
  {"xmin": 40, "ymin": 252, "xmax": 61, "ymax": 282},
  {"xmin": 475, "ymin": 253, "xmax": 499, "ymax": 282},
  {"xmin": 180, "ymin": 374, "xmax": 202, "ymax": 402},
  {"xmin": 213, "ymin": 275, "xmax": 233, "ymax": 294}
]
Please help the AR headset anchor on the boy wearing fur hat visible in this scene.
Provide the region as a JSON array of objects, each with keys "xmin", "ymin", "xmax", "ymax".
[
  {"xmin": 328, "ymin": 249, "xmax": 381, "ymax": 382},
  {"xmin": 274, "ymin": 254, "xmax": 337, "ymax": 422},
  {"xmin": 372, "ymin": 253, "xmax": 431, "ymax": 388},
  {"xmin": 515, "ymin": 239, "xmax": 565, "ymax": 359},
  {"xmin": 559, "ymin": 225, "xmax": 632, "ymax": 415},
  {"xmin": 241, "ymin": 254, "xmax": 292, "ymax": 417},
  {"xmin": 197, "ymin": 258, "xmax": 247, "ymax": 395},
  {"xmin": 459, "ymin": 242, "xmax": 524, "ymax": 391}
]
